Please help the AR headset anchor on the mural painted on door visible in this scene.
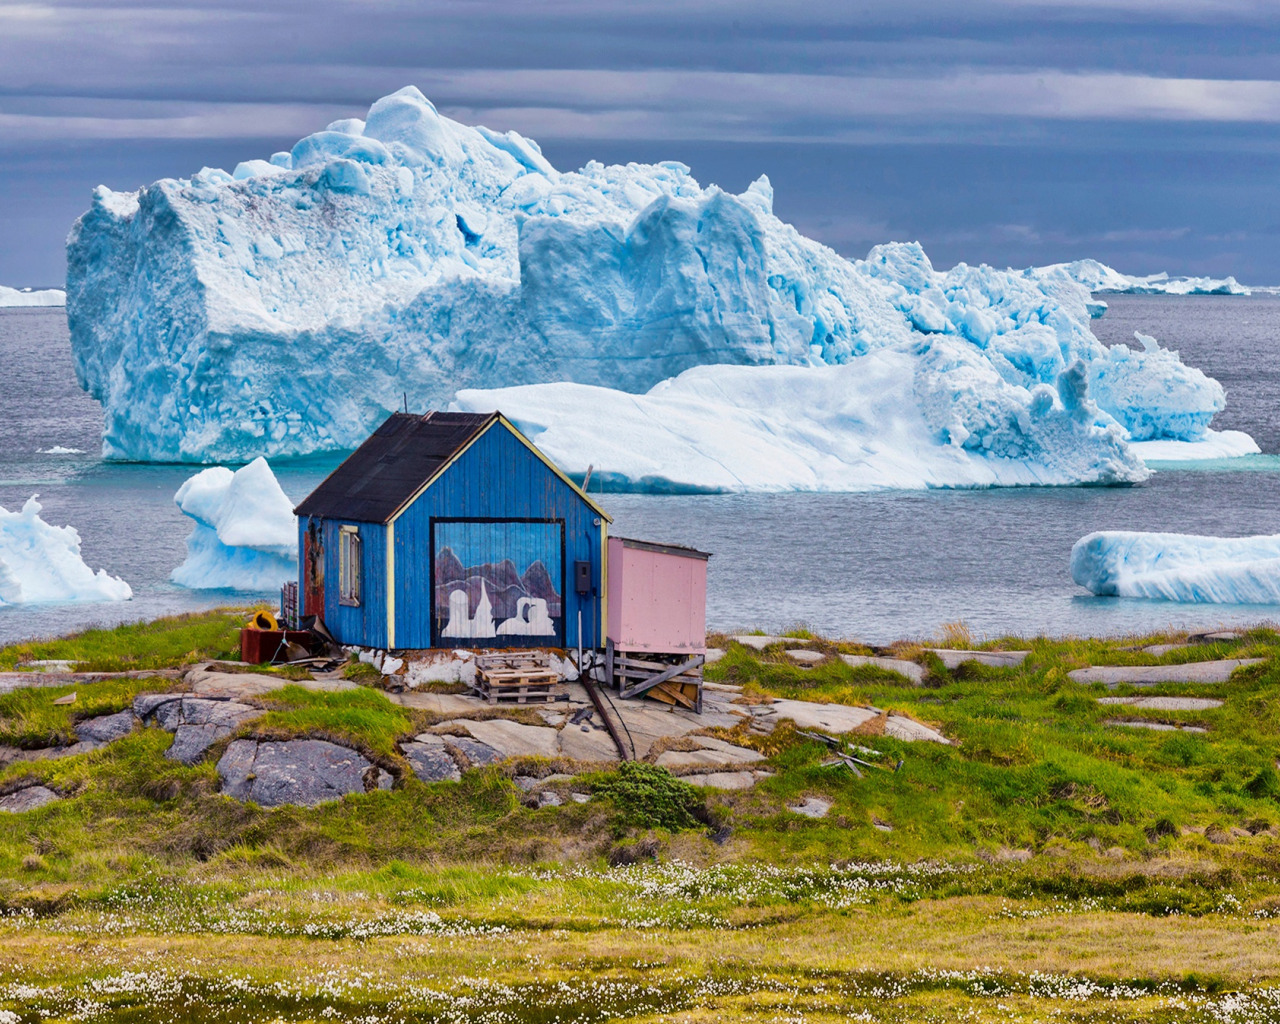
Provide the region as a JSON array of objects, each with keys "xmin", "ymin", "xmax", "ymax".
[{"xmin": 433, "ymin": 519, "xmax": 564, "ymax": 645}]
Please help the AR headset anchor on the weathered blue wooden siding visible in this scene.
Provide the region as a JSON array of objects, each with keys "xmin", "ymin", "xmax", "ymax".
[
  {"xmin": 296, "ymin": 516, "xmax": 388, "ymax": 649},
  {"xmin": 393, "ymin": 424, "xmax": 604, "ymax": 650}
]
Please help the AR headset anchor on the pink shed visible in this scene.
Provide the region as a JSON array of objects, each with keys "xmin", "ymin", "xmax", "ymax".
[{"xmin": 606, "ymin": 537, "xmax": 710, "ymax": 655}]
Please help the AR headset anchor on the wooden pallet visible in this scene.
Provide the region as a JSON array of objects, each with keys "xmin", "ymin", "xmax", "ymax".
[
  {"xmin": 606, "ymin": 641, "xmax": 704, "ymax": 713},
  {"xmin": 474, "ymin": 651, "xmax": 551, "ymax": 672},
  {"xmin": 474, "ymin": 652, "xmax": 561, "ymax": 705}
]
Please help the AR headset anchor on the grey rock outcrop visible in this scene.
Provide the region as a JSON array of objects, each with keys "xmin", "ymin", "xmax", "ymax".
[
  {"xmin": 217, "ymin": 739, "xmax": 393, "ymax": 807},
  {"xmin": 185, "ymin": 664, "xmax": 355, "ymax": 700},
  {"xmin": 1068, "ymin": 659, "xmax": 1263, "ymax": 687},
  {"xmin": 442, "ymin": 735, "xmax": 505, "ymax": 768},
  {"xmin": 655, "ymin": 738, "xmax": 765, "ymax": 768},
  {"xmin": 75, "ymin": 710, "xmax": 136, "ymax": 745},
  {"xmin": 731, "ymin": 635, "xmax": 810, "ymax": 651},
  {"xmin": 1104, "ymin": 719, "xmax": 1208, "ymax": 734},
  {"xmin": 442, "ymin": 719, "xmax": 560, "ymax": 758},
  {"xmin": 683, "ymin": 770, "xmax": 772, "ymax": 790},
  {"xmin": 925, "ymin": 649, "xmax": 1029, "ymax": 669},
  {"xmin": 884, "ymin": 714, "xmax": 950, "ymax": 744},
  {"xmin": 1097, "ymin": 696, "xmax": 1222, "ymax": 711},
  {"xmin": 788, "ymin": 796, "xmax": 832, "ymax": 818},
  {"xmin": 787, "ymin": 649, "xmax": 825, "ymax": 664},
  {"xmin": 0, "ymin": 785, "xmax": 61, "ymax": 812},
  {"xmin": 401, "ymin": 735, "xmax": 462, "ymax": 782},
  {"xmin": 133, "ymin": 694, "xmax": 263, "ymax": 764},
  {"xmin": 841, "ymin": 654, "xmax": 925, "ymax": 684}
]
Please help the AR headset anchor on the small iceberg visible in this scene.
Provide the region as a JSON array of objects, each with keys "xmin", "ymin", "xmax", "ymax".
[
  {"xmin": 0, "ymin": 496, "xmax": 132, "ymax": 605},
  {"xmin": 1071, "ymin": 530, "xmax": 1280, "ymax": 603},
  {"xmin": 171, "ymin": 457, "xmax": 297, "ymax": 590},
  {"xmin": 0, "ymin": 285, "xmax": 66, "ymax": 307},
  {"xmin": 1033, "ymin": 260, "xmax": 1252, "ymax": 296}
]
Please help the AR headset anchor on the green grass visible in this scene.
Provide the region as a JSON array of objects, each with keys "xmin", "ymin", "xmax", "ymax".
[
  {"xmin": 341, "ymin": 659, "xmax": 383, "ymax": 683},
  {"xmin": 0, "ymin": 609, "xmax": 248, "ymax": 671},
  {"xmin": 0, "ymin": 676, "xmax": 178, "ymax": 748},
  {"xmin": 5, "ymin": 860, "xmax": 1280, "ymax": 1022},
  {"xmin": 5, "ymin": 617, "xmax": 1280, "ymax": 1020},
  {"xmin": 705, "ymin": 631, "xmax": 1280, "ymax": 862},
  {"xmin": 1, "ymin": 615, "xmax": 1279, "ymax": 886},
  {"xmin": 248, "ymin": 685, "xmax": 418, "ymax": 767}
]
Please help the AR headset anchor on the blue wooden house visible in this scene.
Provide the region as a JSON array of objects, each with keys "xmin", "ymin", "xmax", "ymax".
[{"xmin": 294, "ymin": 411, "xmax": 611, "ymax": 651}]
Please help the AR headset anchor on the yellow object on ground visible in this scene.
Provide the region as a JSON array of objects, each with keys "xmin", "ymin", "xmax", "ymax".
[{"xmin": 248, "ymin": 610, "xmax": 279, "ymax": 631}]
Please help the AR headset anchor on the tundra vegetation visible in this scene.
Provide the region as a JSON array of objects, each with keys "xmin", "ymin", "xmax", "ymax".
[{"xmin": 3, "ymin": 611, "xmax": 1280, "ymax": 1021}]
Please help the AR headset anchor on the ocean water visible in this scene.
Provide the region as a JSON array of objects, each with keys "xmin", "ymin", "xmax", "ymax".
[{"xmin": 2, "ymin": 296, "xmax": 1279, "ymax": 646}]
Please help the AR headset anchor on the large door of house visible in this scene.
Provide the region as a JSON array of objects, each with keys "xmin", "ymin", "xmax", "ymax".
[{"xmin": 430, "ymin": 518, "xmax": 565, "ymax": 647}]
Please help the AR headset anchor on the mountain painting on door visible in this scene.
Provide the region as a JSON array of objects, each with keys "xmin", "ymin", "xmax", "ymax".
[{"xmin": 433, "ymin": 519, "xmax": 564, "ymax": 644}]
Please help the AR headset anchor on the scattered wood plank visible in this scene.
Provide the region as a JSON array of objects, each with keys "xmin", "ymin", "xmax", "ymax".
[
  {"xmin": 609, "ymin": 649, "xmax": 705, "ymax": 713},
  {"xmin": 801, "ymin": 729, "xmax": 903, "ymax": 777}
]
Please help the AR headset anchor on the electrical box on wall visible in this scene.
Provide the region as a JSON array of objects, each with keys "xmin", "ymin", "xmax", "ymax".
[{"xmin": 574, "ymin": 560, "xmax": 592, "ymax": 595}]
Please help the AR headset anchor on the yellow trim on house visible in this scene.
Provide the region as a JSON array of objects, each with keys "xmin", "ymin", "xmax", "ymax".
[
  {"xmin": 386, "ymin": 519, "xmax": 396, "ymax": 650},
  {"xmin": 387, "ymin": 413, "xmax": 613, "ymax": 525},
  {"xmin": 599, "ymin": 517, "xmax": 609, "ymax": 647}
]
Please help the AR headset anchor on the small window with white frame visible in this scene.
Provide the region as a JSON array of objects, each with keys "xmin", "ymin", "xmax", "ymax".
[{"xmin": 338, "ymin": 525, "xmax": 362, "ymax": 606}]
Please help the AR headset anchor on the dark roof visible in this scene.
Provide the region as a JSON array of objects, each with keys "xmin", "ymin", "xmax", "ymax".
[
  {"xmin": 615, "ymin": 536, "xmax": 711, "ymax": 560},
  {"xmin": 294, "ymin": 412, "xmax": 497, "ymax": 523}
]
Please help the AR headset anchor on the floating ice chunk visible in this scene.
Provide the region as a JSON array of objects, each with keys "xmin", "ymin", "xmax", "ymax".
[
  {"xmin": 0, "ymin": 285, "xmax": 65, "ymax": 307},
  {"xmin": 1130, "ymin": 429, "xmax": 1260, "ymax": 463},
  {"xmin": 455, "ymin": 353, "xmax": 1147, "ymax": 493},
  {"xmin": 1072, "ymin": 531, "xmax": 1280, "ymax": 603},
  {"xmin": 1032, "ymin": 259, "xmax": 1251, "ymax": 296},
  {"xmin": 1032, "ymin": 259, "xmax": 1135, "ymax": 294},
  {"xmin": 0, "ymin": 496, "xmax": 132, "ymax": 606},
  {"xmin": 1123, "ymin": 272, "xmax": 1251, "ymax": 296},
  {"xmin": 171, "ymin": 457, "xmax": 297, "ymax": 590},
  {"xmin": 1088, "ymin": 331, "xmax": 1225, "ymax": 440},
  {"xmin": 39, "ymin": 446, "xmax": 85, "ymax": 455}
]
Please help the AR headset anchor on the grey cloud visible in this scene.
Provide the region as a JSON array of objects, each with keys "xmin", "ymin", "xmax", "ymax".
[
  {"xmin": 6, "ymin": 69, "xmax": 1280, "ymax": 148},
  {"xmin": 0, "ymin": 103, "xmax": 343, "ymax": 142},
  {"xmin": 3, "ymin": 0, "xmax": 1280, "ymax": 284}
]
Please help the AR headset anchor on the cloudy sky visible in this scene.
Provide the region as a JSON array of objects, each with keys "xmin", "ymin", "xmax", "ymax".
[{"xmin": 3, "ymin": 0, "xmax": 1280, "ymax": 286}]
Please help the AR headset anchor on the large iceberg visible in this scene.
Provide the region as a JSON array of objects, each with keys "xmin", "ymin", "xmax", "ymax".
[
  {"xmin": 67, "ymin": 86, "xmax": 1243, "ymax": 490},
  {"xmin": 0, "ymin": 496, "xmax": 132, "ymax": 605},
  {"xmin": 0, "ymin": 285, "xmax": 66, "ymax": 307},
  {"xmin": 1034, "ymin": 259, "xmax": 1251, "ymax": 297},
  {"xmin": 171, "ymin": 457, "xmax": 297, "ymax": 590},
  {"xmin": 1072, "ymin": 531, "xmax": 1280, "ymax": 603}
]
